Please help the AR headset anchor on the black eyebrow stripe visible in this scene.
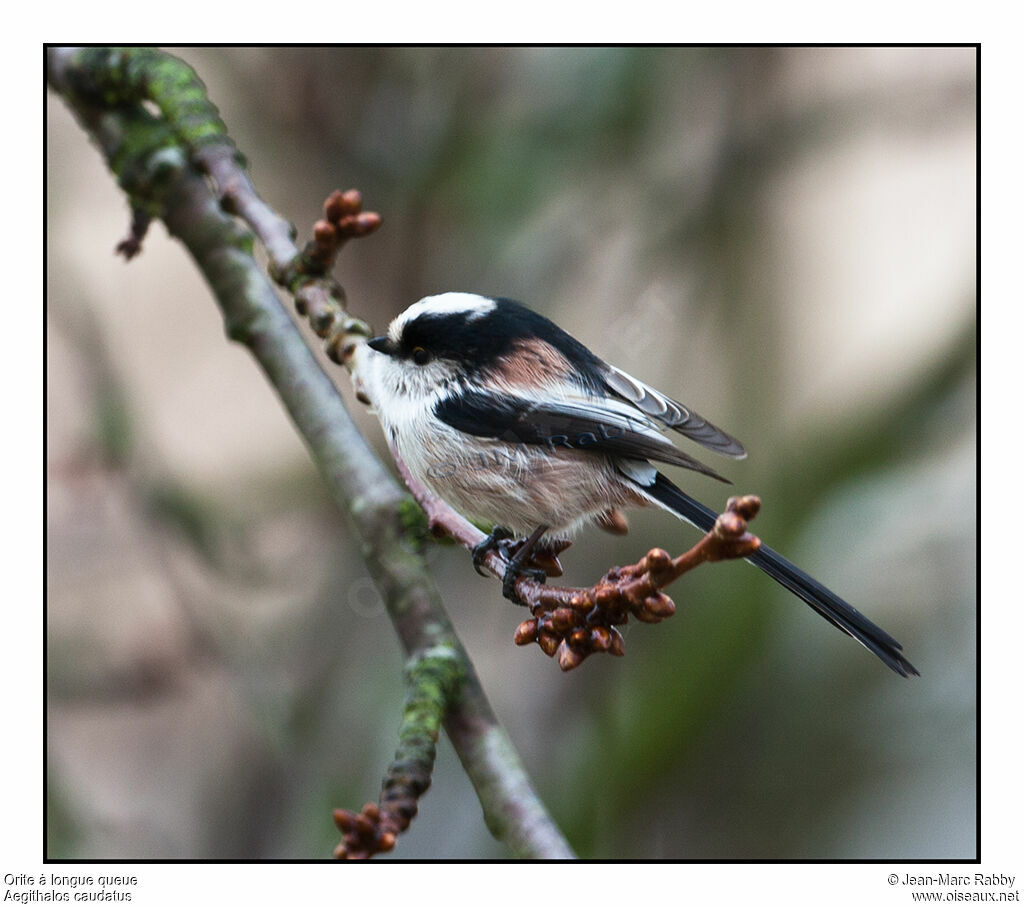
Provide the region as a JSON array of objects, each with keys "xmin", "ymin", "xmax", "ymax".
[{"xmin": 398, "ymin": 297, "xmax": 608, "ymax": 391}]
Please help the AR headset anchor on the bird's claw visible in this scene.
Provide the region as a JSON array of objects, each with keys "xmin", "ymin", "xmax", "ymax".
[
  {"xmin": 501, "ymin": 563, "xmax": 548, "ymax": 605},
  {"xmin": 472, "ymin": 526, "xmax": 513, "ymax": 576},
  {"xmin": 472, "ymin": 526, "xmax": 548, "ymax": 603}
]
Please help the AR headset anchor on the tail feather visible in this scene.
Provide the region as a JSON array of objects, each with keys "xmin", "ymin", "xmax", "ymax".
[{"xmin": 644, "ymin": 473, "xmax": 918, "ymax": 678}]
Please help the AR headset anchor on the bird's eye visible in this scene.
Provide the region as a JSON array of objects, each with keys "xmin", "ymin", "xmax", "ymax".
[{"xmin": 412, "ymin": 347, "xmax": 431, "ymax": 366}]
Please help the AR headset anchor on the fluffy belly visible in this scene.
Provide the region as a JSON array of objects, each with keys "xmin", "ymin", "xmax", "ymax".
[{"xmin": 400, "ymin": 432, "xmax": 636, "ymax": 535}]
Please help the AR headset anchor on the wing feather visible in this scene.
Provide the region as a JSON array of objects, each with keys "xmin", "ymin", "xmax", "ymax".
[
  {"xmin": 434, "ymin": 389, "xmax": 731, "ymax": 483},
  {"xmin": 602, "ymin": 364, "xmax": 747, "ymax": 459}
]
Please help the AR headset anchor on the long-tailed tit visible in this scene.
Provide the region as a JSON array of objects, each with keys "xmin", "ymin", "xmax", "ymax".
[{"xmin": 354, "ymin": 292, "xmax": 917, "ymax": 677}]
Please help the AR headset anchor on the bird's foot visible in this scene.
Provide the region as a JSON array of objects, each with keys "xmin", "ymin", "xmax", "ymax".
[
  {"xmin": 501, "ymin": 561, "xmax": 548, "ymax": 605},
  {"xmin": 473, "ymin": 525, "xmax": 552, "ymax": 604},
  {"xmin": 472, "ymin": 526, "xmax": 514, "ymax": 576}
]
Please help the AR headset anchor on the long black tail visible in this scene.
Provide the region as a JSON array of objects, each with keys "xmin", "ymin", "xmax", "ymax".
[{"xmin": 646, "ymin": 473, "xmax": 918, "ymax": 677}]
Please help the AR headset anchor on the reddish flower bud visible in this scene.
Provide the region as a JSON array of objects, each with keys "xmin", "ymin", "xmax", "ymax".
[
  {"xmin": 514, "ymin": 619, "xmax": 539, "ymax": 645},
  {"xmin": 551, "ymin": 607, "xmax": 576, "ymax": 632},
  {"xmin": 324, "ymin": 190, "xmax": 347, "ymax": 221},
  {"xmin": 538, "ymin": 632, "xmax": 561, "ymax": 657},
  {"xmin": 644, "ymin": 548, "xmax": 672, "ymax": 569},
  {"xmin": 340, "ymin": 188, "xmax": 363, "ymax": 214},
  {"xmin": 313, "ymin": 219, "xmax": 336, "ymax": 245},
  {"xmin": 609, "ymin": 629, "xmax": 626, "ymax": 656},
  {"xmin": 353, "ymin": 812, "xmax": 375, "ymax": 838},
  {"xmin": 589, "ymin": 626, "xmax": 612, "ymax": 651},
  {"xmin": 557, "ymin": 640, "xmax": 585, "ymax": 671},
  {"xmin": 644, "ymin": 592, "xmax": 675, "ymax": 618},
  {"xmin": 569, "ymin": 627, "xmax": 588, "ymax": 648},
  {"xmin": 717, "ymin": 512, "xmax": 744, "ymax": 537}
]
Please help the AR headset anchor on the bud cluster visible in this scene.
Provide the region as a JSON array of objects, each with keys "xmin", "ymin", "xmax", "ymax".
[
  {"xmin": 333, "ymin": 801, "xmax": 399, "ymax": 860},
  {"xmin": 514, "ymin": 548, "xmax": 678, "ymax": 671},
  {"xmin": 285, "ymin": 189, "xmax": 380, "ymax": 362},
  {"xmin": 511, "ymin": 496, "xmax": 763, "ymax": 671}
]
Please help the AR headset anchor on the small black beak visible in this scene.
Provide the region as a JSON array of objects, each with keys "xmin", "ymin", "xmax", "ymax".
[{"xmin": 367, "ymin": 336, "xmax": 393, "ymax": 355}]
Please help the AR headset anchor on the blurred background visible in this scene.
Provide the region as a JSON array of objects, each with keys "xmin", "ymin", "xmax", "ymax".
[{"xmin": 46, "ymin": 46, "xmax": 976, "ymax": 859}]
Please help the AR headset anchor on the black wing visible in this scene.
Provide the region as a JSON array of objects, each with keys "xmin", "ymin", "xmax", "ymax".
[{"xmin": 434, "ymin": 389, "xmax": 730, "ymax": 483}]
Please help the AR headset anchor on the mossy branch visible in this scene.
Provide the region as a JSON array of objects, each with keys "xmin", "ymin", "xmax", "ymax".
[
  {"xmin": 47, "ymin": 45, "xmax": 575, "ymax": 860},
  {"xmin": 334, "ymin": 648, "xmax": 465, "ymax": 859}
]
